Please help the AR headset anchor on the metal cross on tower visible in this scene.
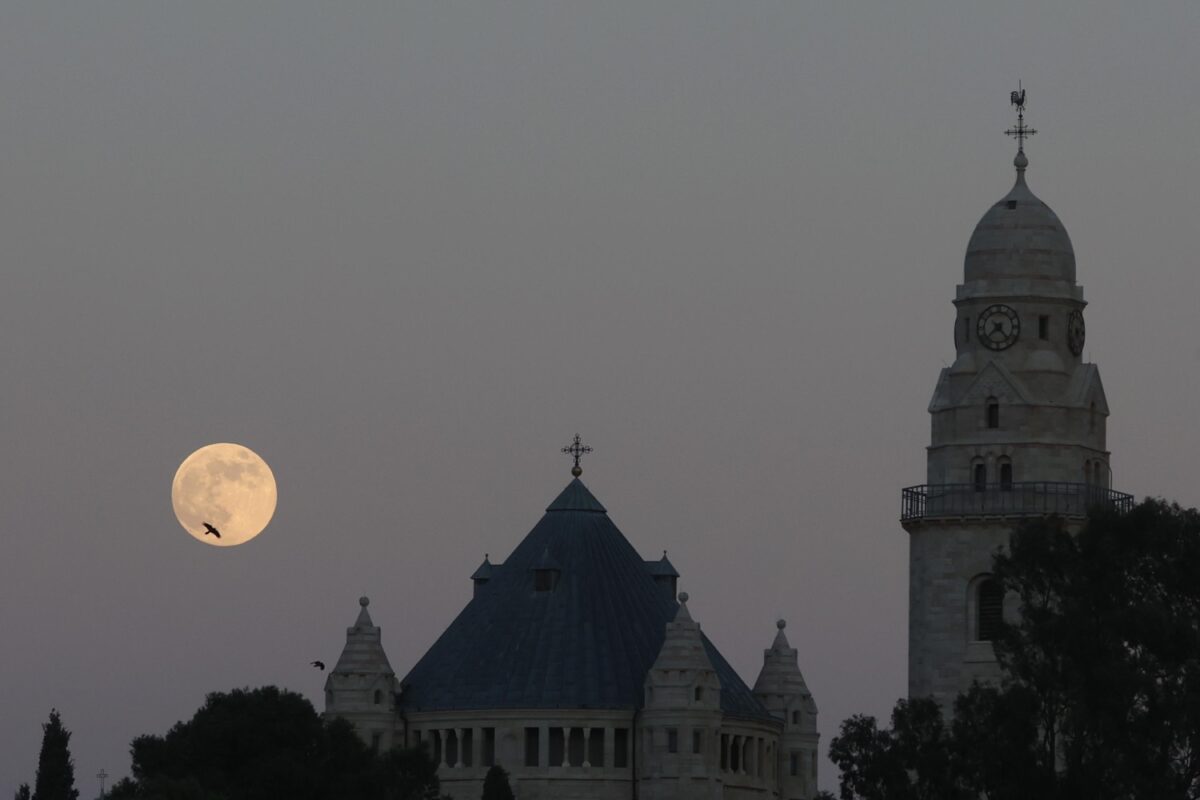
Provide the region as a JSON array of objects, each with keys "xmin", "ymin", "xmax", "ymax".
[
  {"xmin": 561, "ymin": 434, "xmax": 592, "ymax": 477},
  {"xmin": 1004, "ymin": 83, "xmax": 1037, "ymax": 154},
  {"xmin": 97, "ymin": 769, "xmax": 109, "ymax": 798}
]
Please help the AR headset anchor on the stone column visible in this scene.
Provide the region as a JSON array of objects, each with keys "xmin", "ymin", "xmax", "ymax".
[
  {"xmin": 561, "ymin": 727, "xmax": 571, "ymax": 767},
  {"xmin": 539, "ymin": 725, "xmax": 549, "ymax": 769},
  {"xmin": 437, "ymin": 730, "xmax": 447, "ymax": 769},
  {"xmin": 582, "ymin": 727, "xmax": 592, "ymax": 768},
  {"xmin": 741, "ymin": 736, "xmax": 749, "ymax": 775},
  {"xmin": 604, "ymin": 726, "xmax": 614, "ymax": 769},
  {"xmin": 455, "ymin": 728, "xmax": 465, "ymax": 768},
  {"xmin": 474, "ymin": 726, "xmax": 483, "ymax": 768}
]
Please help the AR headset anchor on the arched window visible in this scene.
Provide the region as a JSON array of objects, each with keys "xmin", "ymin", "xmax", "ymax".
[
  {"xmin": 999, "ymin": 462, "xmax": 1013, "ymax": 490},
  {"xmin": 976, "ymin": 579, "xmax": 1004, "ymax": 641},
  {"xmin": 973, "ymin": 463, "xmax": 987, "ymax": 492},
  {"xmin": 986, "ymin": 398, "xmax": 1000, "ymax": 429}
]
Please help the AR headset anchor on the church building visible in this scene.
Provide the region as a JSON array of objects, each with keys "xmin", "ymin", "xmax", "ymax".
[
  {"xmin": 902, "ymin": 93, "xmax": 1134, "ymax": 709},
  {"xmin": 323, "ymin": 90, "xmax": 1131, "ymax": 796},
  {"xmin": 323, "ymin": 443, "xmax": 821, "ymax": 799}
]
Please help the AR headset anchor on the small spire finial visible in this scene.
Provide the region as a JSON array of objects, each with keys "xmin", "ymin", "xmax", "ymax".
[
  {"xmin": 678, "ymin": 591, "xmax": 689, "ymax": 604},
  {"xmin": 359, "ymin": 596, "xmax": 369, "ymax": 607},
  {"xmin": 777, "ymin": 618, "xmax": 787, "ymax": 630},
  {"xmin": 1004, "ymin": 82, "xmax": 1037, "ymax": 173},
  {"xmin": 561, "ymin": 433, "xmax": 592, "ymax": 477}
]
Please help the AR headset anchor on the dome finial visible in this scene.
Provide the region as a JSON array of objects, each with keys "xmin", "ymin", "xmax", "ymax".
[
  {"xmin": 561, "ymin": 433, "xmax": 592, "ymax": 477},
  {"xmin": 1004, "ymin": 82, "xmax": 1037, "ymax": 178}
]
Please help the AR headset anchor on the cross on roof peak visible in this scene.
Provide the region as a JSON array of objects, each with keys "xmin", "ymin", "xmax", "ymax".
[{"xmin": 561, "ymin": 434, "xmax": 592, "ymax": 477}]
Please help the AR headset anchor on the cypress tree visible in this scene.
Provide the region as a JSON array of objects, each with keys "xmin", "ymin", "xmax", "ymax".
[
  {"xmin": 480, "ymin": 765, "xmax": 514, "ymax": 800},
  {"xmin": 31, "ymin": 709, "xmax": 78, "ymax": 800}
]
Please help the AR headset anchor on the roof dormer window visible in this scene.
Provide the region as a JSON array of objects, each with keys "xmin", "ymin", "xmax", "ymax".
[
  {"xmin": 533, "ymin": 569, "xmax": 558, "ymax": 592},
  {"xmin": 531, "ymin": 547, "xmax": 562, "ymax": 593}
]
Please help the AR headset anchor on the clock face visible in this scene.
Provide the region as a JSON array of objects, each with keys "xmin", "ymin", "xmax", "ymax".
[
  {"xmin": 1067, "ymin": 310, "xmax": 1086, "ymax": 355},
  {"xmin": 977, "ymin": 304, "xmax": 1021, "ymax": 351}
]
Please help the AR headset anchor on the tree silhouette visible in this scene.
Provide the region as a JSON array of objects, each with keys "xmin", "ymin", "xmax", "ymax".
[
  {"xmin": 830, "ymin": 500, "xmax": 1200, "ymax": 800},
  {"xmin": 32, "ymin": 709, "xmax": 78, "ymax": 800},
  {"xmin": 480, "ymin": 765, "xmax": 514, "ymax": 800},
  {"xmin": 105, "ymin": 686, "xmax": 447, "ymax": 800},
  {"xmin": 14, "ymin": 785, "xmax": 31, "ymax": 800}
]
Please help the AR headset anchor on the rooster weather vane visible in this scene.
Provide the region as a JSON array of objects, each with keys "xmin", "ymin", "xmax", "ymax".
[{"xmin": 1004, "ymin": 83, "xmax": 1037, "ymax": 156}]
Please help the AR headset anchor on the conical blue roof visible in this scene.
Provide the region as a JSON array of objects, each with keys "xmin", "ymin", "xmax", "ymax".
[{"xmin": 397, "ymin": 479, "xmax": 771, "ymax": 721}]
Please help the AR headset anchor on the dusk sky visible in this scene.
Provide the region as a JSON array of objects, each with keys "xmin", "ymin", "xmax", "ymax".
[{"xmin": 3, "ymin": 2, "xmax": 1199, "ymax": 794}]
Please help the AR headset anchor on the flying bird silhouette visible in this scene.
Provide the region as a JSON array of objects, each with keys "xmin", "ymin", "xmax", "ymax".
[
  {"xmin": 202, "ymin": 522, "xmax": 221, "ymax": 539},
  {"xmin": 311, "ymin": 661, "xmax": 325, "ymax": 671}
]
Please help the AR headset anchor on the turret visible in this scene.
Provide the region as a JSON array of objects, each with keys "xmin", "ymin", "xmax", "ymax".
[
  {"xmin": 638, "ymin": 593, "xmax": 723, "ymax": 800},
  {"xmin": 323, "ymin": 597, "xmax": 399, "ymax": 752},
  {"xmin": 646, "ymin": 551, "xmax": 680, "ymax": 603},
  {"xmin": 753, "ymin": 620, "xmax": 819, "ymax": 799},
  {"xmin": 470, "ymin": 554, "xmax": 497, "ymax": 597}
]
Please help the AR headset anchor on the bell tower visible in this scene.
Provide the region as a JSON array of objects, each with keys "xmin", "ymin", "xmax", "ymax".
[{"xmin": 902, "ymin": 91, "xmax": 1133, "ymax": 708}]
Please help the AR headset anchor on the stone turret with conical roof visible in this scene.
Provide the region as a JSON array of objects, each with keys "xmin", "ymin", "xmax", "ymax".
[
  {"xmin": 754, "ymin": 620, "xmax": 819, "ymax": 799},
  {"xmin": 323, "ymin": 596, "xmax": 399, "ymax": 752},
  {"xmin": 639, "ymin": 593, "xmax": 723, "ymax": 800}
]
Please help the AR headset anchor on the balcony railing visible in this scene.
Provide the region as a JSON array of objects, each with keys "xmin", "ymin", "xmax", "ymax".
[{"xmin": 901, "ymin": 482, "xmax": 1134, "ymax": 522}]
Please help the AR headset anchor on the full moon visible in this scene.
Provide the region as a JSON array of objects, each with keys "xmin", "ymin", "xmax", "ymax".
[{"xmin": 171, "ymin": 443, "xmax": 277, "ymax": 547}]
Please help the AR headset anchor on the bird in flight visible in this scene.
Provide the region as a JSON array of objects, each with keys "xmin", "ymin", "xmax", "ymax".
[
  {"xmin": 202, "ymin": 522, "xmax": 221, "ymax": 539},
  {"xmin": 311, "ymin": 661, "xmax": 325, "ymax": 671}
]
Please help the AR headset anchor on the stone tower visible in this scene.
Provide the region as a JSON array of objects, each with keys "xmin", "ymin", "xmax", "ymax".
[
  {"xmin": 901, "ymin": 97, "xmax": 1133, "ymax": 709},
  {"xmin": 638, "ymin": 592, "xmax": 724, "ymax": 800},
  {"xmin": 753, "ymin": 620, "xmax": 819, "ymax": 799},
  {"xmin": 324, "ymin": 596, "xmax": 400, "ymax": 752}
]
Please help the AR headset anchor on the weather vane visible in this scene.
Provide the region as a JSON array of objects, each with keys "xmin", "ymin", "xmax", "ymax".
[
  {"xmin": 1004, "ymin": 82, "xmax": 1037, "ymax": 155},
  {"xmin": 561, "ymin": 434, "xmax": 592, "ymax": 477}
]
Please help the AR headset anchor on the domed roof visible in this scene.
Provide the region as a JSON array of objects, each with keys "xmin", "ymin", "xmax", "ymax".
[{"xmin": 964, "ymin": 156, "xmax": 1075, "ymax": 285}]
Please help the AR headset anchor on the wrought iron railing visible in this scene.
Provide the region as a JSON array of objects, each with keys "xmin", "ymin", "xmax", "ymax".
[{"xmin": 901, "ymin": 482, "xmax": 1134, "ymax": 522}]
